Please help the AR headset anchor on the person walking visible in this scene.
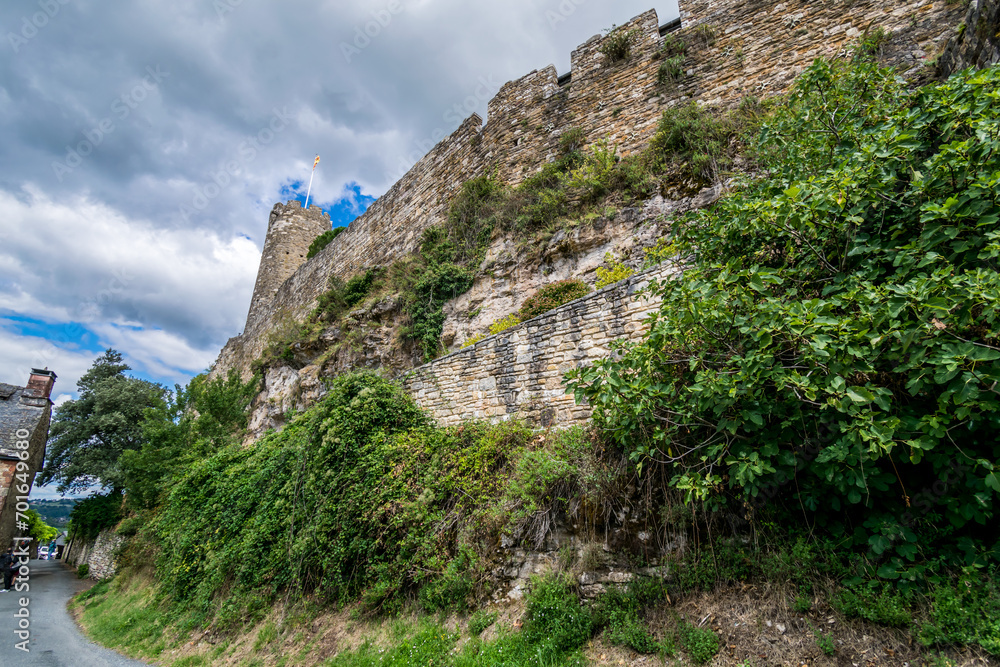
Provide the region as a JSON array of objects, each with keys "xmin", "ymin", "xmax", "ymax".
[{"xmin": 0, "ymin": 547, "xmax": 14, "ymax": 591}]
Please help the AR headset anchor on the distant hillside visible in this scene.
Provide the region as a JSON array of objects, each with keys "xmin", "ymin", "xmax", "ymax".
[{"xmin": 31, "ymin": 498, "xmax": 77, "ymax": 528}]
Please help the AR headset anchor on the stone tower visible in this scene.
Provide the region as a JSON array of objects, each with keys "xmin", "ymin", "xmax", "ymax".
[{"xmin": 245, "ymin": 201, "xmax": 330, "ymax": 332}]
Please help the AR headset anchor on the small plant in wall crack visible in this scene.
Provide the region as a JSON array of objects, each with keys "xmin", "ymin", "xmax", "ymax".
[
  {"xmin": 600, "ymin": 24, "xmax": 640, "ymax": 63},
  {"xmin": 658, "ymin": 54, "xmax": 686, "ymax": 86}
]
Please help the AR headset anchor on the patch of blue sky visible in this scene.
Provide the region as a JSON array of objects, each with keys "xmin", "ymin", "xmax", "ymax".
[
  {"xmin": 279, "ymin": 180, "xmax": 376, "ymax": 230},
  {"xmin": 0, "ymin": 313, "xmax": 103, "ymax": 354}
]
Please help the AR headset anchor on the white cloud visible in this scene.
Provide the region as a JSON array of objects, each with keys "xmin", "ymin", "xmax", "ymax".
[
  {"xmin": 0, "ymin": 0, "xmax": 680, "ymax": 387},
  {"xmin": 0, "ymin": 186, "xmax": 259, "ymax": 388},
  {"xmin": 0, "ymin": 327, "xmax": 95, "ymax": 394}
]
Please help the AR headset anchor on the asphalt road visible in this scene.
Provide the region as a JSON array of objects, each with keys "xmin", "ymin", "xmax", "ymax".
[{"xmin": 0, "ymin": 558, "xmax": 149, "ymax": 667}]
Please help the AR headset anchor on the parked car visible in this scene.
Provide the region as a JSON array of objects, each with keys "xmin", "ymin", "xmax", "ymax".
[{"xmin": 38, "ymin": 547, "xmax": 49, "ymax": 560}]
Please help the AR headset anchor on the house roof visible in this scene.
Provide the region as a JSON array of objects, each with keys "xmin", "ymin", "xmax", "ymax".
[{"xmin": 0, "ymin": 383, "xmax": 49, "ymax": 461}]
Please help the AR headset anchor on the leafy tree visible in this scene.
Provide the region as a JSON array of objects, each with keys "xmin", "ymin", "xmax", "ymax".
[
  {"xmin": 24, "ymin": 509, "xmax": 58, "ymax": 543},
  {"xmin": 68, "ymin": 492, "xmax": 123, "ymax": 541},
  {"xmin": 120, "ymin": 369, "xmax": 259, "ymax": 510},
  {"xmin": 568, "ymin": 61, "xmax": 1000, "ymax": 575},
  {"xmin": 39, "ymin": 350, "xmax": 166, "ymax": 494}
]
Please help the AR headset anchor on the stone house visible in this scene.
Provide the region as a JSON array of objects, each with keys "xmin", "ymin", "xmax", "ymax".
[{"xmin": 0, "ymin": 369, "xmax": 56, "ymax": 549}]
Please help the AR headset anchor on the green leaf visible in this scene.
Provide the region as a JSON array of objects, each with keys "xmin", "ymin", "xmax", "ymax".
[
  {"xmin": 869, "ymin": 534, "xmax": 891, "ymax": 555},
  {"xmin": 876, "ymin": 563, "xmax": 900, "ymax": 580},
  {"xmin": 846, "ymin": 387, "xmax": 875, "ymax": 404},
  {"xmin": 986, "ymin": 472, "xmax": 1000, "ymax": 494}
]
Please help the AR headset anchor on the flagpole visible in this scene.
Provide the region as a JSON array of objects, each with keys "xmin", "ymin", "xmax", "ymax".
[
  {"xmin": 304, "ymin": 155, "xmax": 320, "ymax": 210},
  {"xmin": 304, "ymin": 169, "xmax": 316, "ymax": 210}
]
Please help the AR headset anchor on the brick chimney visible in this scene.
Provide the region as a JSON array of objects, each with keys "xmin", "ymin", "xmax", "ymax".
[{"xmin": 24, "ymin": 369, "xmax": 57, "ymax": 400}]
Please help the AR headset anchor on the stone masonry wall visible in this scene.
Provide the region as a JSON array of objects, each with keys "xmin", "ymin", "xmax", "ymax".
[
  {"xmin": 65, "ymin": 529, "xmax": 124, "ymax": 580},
  {"xmin": 403, "ymin": 261, "xmax": 677, "ymax": 428},
  {"xmin": 215, "ymin": 0, "xmax": 971, "ymax": 380},
  {"xmin": 244, "ymin": 202, "xmax": 331, "ymax": 333}
]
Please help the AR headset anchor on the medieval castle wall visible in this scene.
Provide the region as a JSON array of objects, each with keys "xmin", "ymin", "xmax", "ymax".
[{"xmin": 215, "ymin": 0, "xmax": 985, "ymax": 420}]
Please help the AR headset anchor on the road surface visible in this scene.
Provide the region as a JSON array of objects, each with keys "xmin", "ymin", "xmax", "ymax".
[{"xmin": 0, "ymin": 558, "xmax": 148, "ymax": 666}]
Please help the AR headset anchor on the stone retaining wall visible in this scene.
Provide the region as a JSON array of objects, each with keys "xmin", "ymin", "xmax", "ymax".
[
  {"xmin": 403, "ymin": 261, "xmax": 677, "ymax": 428},
  {"xmin": 65, "ymin": 529, "xmax": 125, "ymax": 580}
]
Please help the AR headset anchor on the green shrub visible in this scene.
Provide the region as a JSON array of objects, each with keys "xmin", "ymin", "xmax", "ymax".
[
  {"xmin": 77, "ymin": 563, "xmax": 90, "ymax": 579},
  {"xmin": 316, "ymin": 268, "xmax": 382, "ymax": 320},
  {"xmin": 417, "ymin": 549, "xmax": 476, "ymax": 613},
  {"xmin": 567, "ymin": 60, "xmax": 1000, "ymax": 574},
  {"xmin": 660, "ymin": 33, "xmax": 687, "ymax": 57},
  {"xmin": 814, "ymin": 628, "xmax": 836, "ymax": 656},
  {"xmin": 593, "ymin": 583, "xmax": 667, "ymax": 655},
  {"xmin": 444, "ymin": 175, "xmax": 504, "ymax": 267},
  {"xmin": 648, "ymin": 103, "xmax": 740, "ymax": 181},
  {"xmin": 833, "ymin": 585, "xmax": 912, "ymax": 627},
  {"xmin": 517, "ymin": 280, "xmax": 590, "ymax": 321},
  {"xmin": 595, "ymin": 253, "xmax": 634, "ymax": 289},
  {"xmin": 568, "ymin": 139, "xmax": 619, "ymax": 202},
  {"xmin": 115, "ymin": 515, "xmax": 144, "ymax": 537},
  {"xmin": 919, "ymin": 572, "xmax": 1000, "ymax": 656},
  {"xmin": 461, "ymin": 333, "xmax": 485, "ymax": 348},
  {"xmin": 154, "ymin": 372, "xmax": 430, "ymax": 622},
  {"xmin": 488, "ymin": 313, "xmax": 521, "ymax": 336},
  {"xmin": 522, "ymin": 575, "xmax": 593, "ymax": 654},
  {"xmin": 558, "ymin": 127, "xmax": 586, "ymax": 155},
  {"xmin": 678, "ymin": 621, "xmax": 719, "ymax": 664},
  {"xmin": 693, "ymin": 24, "xmax": 717, "ymax": 46},
  {"xmin": 853, "ymin": 26, "xmax": 891, "ymax": 61},
  {"xmin": 399, "ymin": 228, "xmax": 476, "ymax": 360},
  {"xmin": 306, "ymin": 227, "xmax": 345, "ymax": 259},
  {"xmin": 658, "ymin": 55, "xmax": 685, "ymax": 86},
  {"xmin": 69, "ymin": 493, "xmax": 123, "ymax": 541}
]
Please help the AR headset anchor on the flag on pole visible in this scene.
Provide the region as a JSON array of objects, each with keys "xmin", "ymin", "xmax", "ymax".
[{"xmin": 305, "ymin": 155, "xmax": 320, "ymax": 210}]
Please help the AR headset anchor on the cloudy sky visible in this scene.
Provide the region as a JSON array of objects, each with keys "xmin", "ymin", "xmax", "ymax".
[{"xmin": 0, "ymin": 0, "xmax": 679, "ymax": 408}]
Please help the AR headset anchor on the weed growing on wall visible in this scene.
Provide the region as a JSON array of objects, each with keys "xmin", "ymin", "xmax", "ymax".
[
  {"xmin": 306, "ymin": 226, "xmax": 345, "ymax": 259},
  {"xmin": 658, "ymin": 54, "xmax": 686, "ymax": 86},
  {"xmin": 600, "ymin": 25, "xmax": 640, "ymax": 63}
]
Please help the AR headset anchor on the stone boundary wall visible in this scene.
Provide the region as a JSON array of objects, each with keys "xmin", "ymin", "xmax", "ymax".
[
  {"xmin": 215, "ymin": 0, "xmax": 970, "ymax": 379},
  {"xmin": 65, "ymin": 529, "xmax": 125, "ymax": 580},
  {"xmin": 403, "ymin": 261, "xmax": 677, "ymax": 428}
]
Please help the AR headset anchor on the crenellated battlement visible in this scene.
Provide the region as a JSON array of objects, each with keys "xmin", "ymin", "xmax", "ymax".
[{"xmin": 215, "ymin": 0, "xmax": 979, "ymax": 379}]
